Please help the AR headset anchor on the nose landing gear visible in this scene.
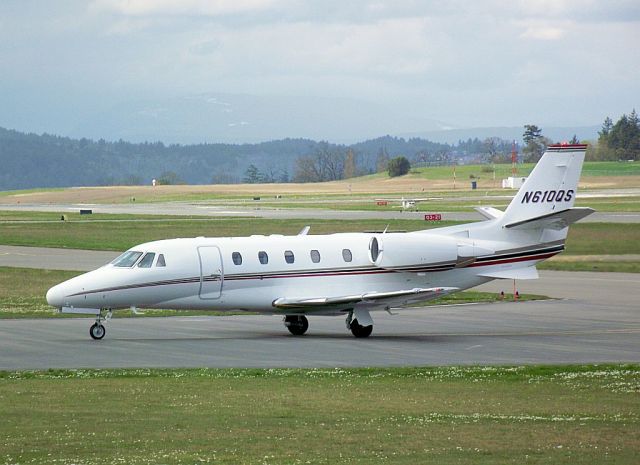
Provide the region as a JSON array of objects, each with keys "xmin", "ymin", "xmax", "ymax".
[
  {"xmin": 89, "ymin": 322, "xmax": 106, "ymax": 340},
  {"xmin": 89, "ymin": 309, "xmax": 112, "ymax": 340}
]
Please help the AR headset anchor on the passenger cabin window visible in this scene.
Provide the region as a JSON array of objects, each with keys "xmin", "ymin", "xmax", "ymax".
[
  {"xmin": 258, "ymin": 251, "xmax": 269, "ymax": 265},
  {"xmin": 232, "ymin": 252, "xmax": 243, "ymax": 265},
  {"xmin": 156, "ymin": 254, "xmax": 166, "ymax": 267},
  {"xmin": 137, "ymin": 252, "xmax": 155, "ymax": 268},
  {"xmin": 112, "ymin": 251, "xmax": 143, "ymax": 267},
  {"xmin": 310, "ymin": 249, "xmax": 321, "ymax": 263},
  {"xmin": 342, "ymin": 248, "xmax": 353, "ymax": 262},
  {"xmin": 284, "ymin": 250, "xmax": 294, "ymax": 264}
]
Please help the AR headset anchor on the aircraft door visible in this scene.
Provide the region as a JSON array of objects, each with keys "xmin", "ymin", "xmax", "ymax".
[{"xmin": 197, "ymin": 246, "xmax": 223, "ymax": 299}]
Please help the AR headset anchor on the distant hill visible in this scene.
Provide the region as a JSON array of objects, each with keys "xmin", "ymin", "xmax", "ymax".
[
  {"xmin": 1, "ymin": 128, "xmax": 463, "ymax": 189},
  {"xmin": 0, "ymin": 126, "xmax": 593, "ymax": 190}
]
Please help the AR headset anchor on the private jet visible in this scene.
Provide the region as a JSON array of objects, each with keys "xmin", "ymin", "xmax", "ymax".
[{"xmin": 47, "ymin": 144, "xmax": 593, "ymax": 339}]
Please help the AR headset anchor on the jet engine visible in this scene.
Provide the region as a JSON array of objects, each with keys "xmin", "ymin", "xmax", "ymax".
[
  {"xmin": 369, "ymin": 233, "xmax": 495, "ymax": 270},
  {"xmin": 369, "ymin": 233, "xmax": 459, "ymax": 270}
]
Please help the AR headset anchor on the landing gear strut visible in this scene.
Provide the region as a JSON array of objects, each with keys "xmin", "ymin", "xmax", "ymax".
[
  {"xmin": 284, "ymin": 315, "xmax": 309, "ymax": 336},
  {"xmin": 346, "ymin": 310, "xmax": 373, "ymax": 338},
  {"xmin": 89, "ymin": 309, "xmax": 112, "ymax": 340}
]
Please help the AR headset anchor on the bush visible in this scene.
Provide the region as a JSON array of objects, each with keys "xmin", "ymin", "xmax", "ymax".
[{"xmin": 387, "ymin": 156, "xmax": 411, "ymax": 177}]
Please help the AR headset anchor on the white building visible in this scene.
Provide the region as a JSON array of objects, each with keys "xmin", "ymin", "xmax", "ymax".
[{"xmin": 502, "ymin": 176, "xmax": 527, "ymax": 189}]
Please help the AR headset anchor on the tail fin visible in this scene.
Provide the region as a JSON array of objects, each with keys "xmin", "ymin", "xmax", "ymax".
[{"xmin": 500, "ymin": 144, "xmax": 591, "ymax": 227}]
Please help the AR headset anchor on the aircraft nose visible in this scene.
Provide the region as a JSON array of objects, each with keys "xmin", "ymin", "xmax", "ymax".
[{"xmin": 46, "ymin": 284, "xmax": 65, "ymax": 307}]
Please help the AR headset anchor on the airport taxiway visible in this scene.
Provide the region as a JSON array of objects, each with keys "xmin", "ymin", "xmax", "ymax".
[
  {"xmin": 1, "ymin": 201, "xmax": 639, "ymax": 222},
  {"xmin": 0, "ymin": 245, "xmax": 637, "ymax": 369}
]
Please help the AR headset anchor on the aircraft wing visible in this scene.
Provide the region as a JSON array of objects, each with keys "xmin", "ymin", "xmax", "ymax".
[{"xmin": 272, "ymin": 287, "xmax": 457, "ymax": 310}]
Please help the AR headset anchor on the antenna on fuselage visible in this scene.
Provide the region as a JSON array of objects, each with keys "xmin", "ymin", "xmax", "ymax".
[
  {"xmin": 383, "ymin": 224, "xmax": 389, "ymax": 234},
  {"xmin": 298, "ymin": 226, "xmax": 311, "ymax": 236}
]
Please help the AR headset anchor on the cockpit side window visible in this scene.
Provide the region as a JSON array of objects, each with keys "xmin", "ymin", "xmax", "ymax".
[
  {"xmin": 156, "ymin": 254, "xmax": 166, "ymax": 267},
  {"xmin": 112, "ymin": 251, "xmax": 143, "ymax": 267},
  {"xmin": 138, "ymin": 252, "xmax": 156, "ymax": 268}
]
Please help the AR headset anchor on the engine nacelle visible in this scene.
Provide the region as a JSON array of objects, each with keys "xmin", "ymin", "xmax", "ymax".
[{"xmin": 369, "ymin": 233, "xmax": 459, "ymax": 270}]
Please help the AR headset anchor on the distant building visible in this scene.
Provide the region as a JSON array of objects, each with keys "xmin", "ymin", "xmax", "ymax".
[{"xmin": 502, "ymin": 176, "xmax": 527, "ymax": 189}]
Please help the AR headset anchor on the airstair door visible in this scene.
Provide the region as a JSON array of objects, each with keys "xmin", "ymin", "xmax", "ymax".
[{"xmin": 198, "ymin": 246, "xmax": 223, "ymax": 299}]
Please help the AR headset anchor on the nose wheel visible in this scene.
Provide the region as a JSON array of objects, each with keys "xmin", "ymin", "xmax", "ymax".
[
  {"xmin": 89, "ymin": 322, "xmax": 106, "ymax": 340},
  {"xmin": 89, "ymin": 309, "xmax": 112, "ymax": 340}
]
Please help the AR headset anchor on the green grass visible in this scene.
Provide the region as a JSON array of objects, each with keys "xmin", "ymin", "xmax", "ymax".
[
  {"xmin": 539, "ymin": 261, "xmax": 640, "ymax": 273},
  {"xmin": 582, "ymin": 160, "xmax": 640, "ymax": 176},
  {"xmin": 0, "ymin": 213, "xmax": 463, "ymax": 251},
  {"xmin": 563, "ymin": 223, "xmax": 640, "ymax": 255},
  {"xmin": 0, "ymin": 267, "xmax": 546, "ymax": 319},
  {"xmin": 2, "ymin": 211, "xmax": 639, "ymax": 256},
  {"xmin": 0, "ymin": 365, "xmax": 638, "ymax": 464}
]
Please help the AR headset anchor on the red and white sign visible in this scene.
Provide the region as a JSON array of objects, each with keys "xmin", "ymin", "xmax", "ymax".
[{"xmin": 424, "ymin": 213, "xmax": 442, "ymax": 221}]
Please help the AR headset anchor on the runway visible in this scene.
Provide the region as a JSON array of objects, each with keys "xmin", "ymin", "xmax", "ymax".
[
  {"xmin": 2, "ymin": 202, "xmax": 639, "ymax": 222},
  {"xmin": 0, "ymin": 255, "xmax": 637, "ymax": 369}
]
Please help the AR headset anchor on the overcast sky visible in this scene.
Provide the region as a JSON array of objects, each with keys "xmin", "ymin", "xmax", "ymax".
[{"xmin": 0, "ymin": 0, "xmax": 638, "ymax": 140}]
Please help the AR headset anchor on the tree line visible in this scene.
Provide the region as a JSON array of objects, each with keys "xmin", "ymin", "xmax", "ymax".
[
  {"xmin": 590, "ymin": 110, "xmax": 640, "ymax": 161},
  {"xmin": 3, "ymin": 116, "xmax": 635, "ymax": 190}
]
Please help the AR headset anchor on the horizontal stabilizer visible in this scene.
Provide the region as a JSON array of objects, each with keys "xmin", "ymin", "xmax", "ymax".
[
  {"xmin": 475, "ymin": 206, "xmax": 504, "ymax": 220},
  {"xmin": 478, "ymin": 266, "xmax": 539, "ymax": 280},
  {"xmin": 272, "ymin": 287, "xmax": 458, "ymax": 309},
  {"xmin": 504, "ymin": 207, "xmax": 595, "ymax": 230}
]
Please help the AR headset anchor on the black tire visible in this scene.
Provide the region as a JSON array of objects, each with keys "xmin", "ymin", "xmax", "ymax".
[
  {"xmin": 284, "ymin": 315, "xmax": 309, "ymax": 336},
  {"xmin": 350, "ymin": 320, "xmax": 373, "ymax": 338},
  {"xmin": 89, "ymin": 323, "xmax": 106, "ymax": 340}
]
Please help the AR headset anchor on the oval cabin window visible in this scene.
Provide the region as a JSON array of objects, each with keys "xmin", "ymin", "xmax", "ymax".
[
  {"xmin": 284, "ymin": 250, "xmax": 295, "ymax": 264},
  {"xmin": 342, "ymin": 249, "xmax": 352, "ymax": 262}
]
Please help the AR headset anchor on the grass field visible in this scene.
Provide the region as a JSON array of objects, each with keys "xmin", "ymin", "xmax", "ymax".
[
  {"xmin": 0, "ymin": 267, "xmax": 544, "ymax": 319},
  {"xmin": 1, "ymin": 365, "xmax": 638, "ymax": 464},
  {"xmin": 1, "ymin": 212, "xmax": 639, "ymax": 256},
  {"xmin": 0, "ymin": 161, "xmax": 638, "ymax": 205}
]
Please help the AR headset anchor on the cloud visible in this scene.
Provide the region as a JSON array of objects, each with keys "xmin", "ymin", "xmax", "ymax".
[
  {"xmin": 91, "ymin": 0, "xmax": 279, "ymax": 17},
  {"xmin": 519, "ymin": 25, "xmax": 567, "ymax": 40}
]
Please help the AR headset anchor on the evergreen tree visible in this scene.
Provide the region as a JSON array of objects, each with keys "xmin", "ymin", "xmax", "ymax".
[
  {"xmin": 243, "ymin": 164, "xmax": 262, "ymax": 183},
  {"xmin": 522, "ymin": 125, "xmax": 545, "ymax": 163}
]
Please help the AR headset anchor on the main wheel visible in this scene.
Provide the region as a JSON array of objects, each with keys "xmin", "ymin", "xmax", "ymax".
[
  {"xmin": 350, "ymin": 320, "xmax": 373, "ymax": 338},
  {"xmin": 89, "ymin": 323, "xmax": 106, "ymax": 340},
  {"xmin": 284, "ymin": 315, "xmax": 309, "ymax": 336}
]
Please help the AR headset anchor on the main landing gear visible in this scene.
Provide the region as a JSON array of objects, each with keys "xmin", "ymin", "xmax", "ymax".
[
  {"xmin": 284, "ymin": 315, "xmax": 309, "ymax": 336},
  {"xmin": 346, "ymin": 309, "xmax": 374, "ymax": 338},
  {"xmin": 89, "ymin": 309, "xmax": 112, "ymax": 340}
]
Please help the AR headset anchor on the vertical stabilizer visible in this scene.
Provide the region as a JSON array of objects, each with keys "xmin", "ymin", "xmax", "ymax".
[{"xmin": 500, "ymin": 144, "xmax": 587, "ymax": 226}]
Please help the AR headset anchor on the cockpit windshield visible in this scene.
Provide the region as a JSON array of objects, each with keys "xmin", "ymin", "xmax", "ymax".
[
  {"xmin": 111, "ymin": 251, "xmax": 143, "ymax": 267},
  {"xmin": 137, "ymin": 252, "xmax": 156, "ymax": 268}
]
